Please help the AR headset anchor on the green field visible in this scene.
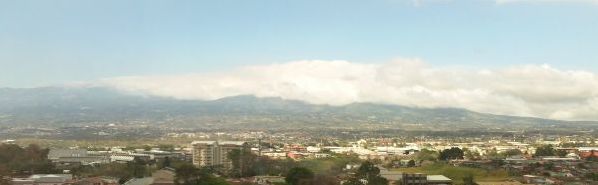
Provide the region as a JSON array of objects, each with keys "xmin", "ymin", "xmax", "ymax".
[{"xmin": 391, "ymin": 163, "xmax": 509, "ymax": 184}]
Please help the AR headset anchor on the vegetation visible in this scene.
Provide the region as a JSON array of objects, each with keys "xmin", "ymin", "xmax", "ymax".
[
  {"xmin": 344, "ymin": 161, "xmax": 388, "ymax": 185},
  {"xmin": 502, "ymin": 149, "xmax": 523, "ymax": 157},
  {"xmin": 0, "ymin": 144, "xmax": 57, "ymax": 175},
  {"xmin": 224, "ymin": 150, "xmax": 358, "ymax": 178},
  {"xmin": 0, "ymin": 144, "xmax": 169, "ymax": 183},
  {"xmin": 415, "ymin": 149, "xmax": 439, "ymax": 162},
  {"xmin": 462, "ymin": 173, "xmax": 477, "ymax": 185},
  {"xmin": 392, "ymin": 162, "xmax": 508, "ymax": 184},
  {"xmin": 174, "ymin": 163, "xmax": 229, "ymax": 185},
  {"xmin": 227, "ymin": 148, "xmax": 257, "ymax": 177},
  {"xmin": 438, "ymin": 147, "xmax": 464, "ymax": 161},
  {"xmin": 464, "ymin": 148, "xmax": 481, "ymax": 160},
  {"xmin": 534, "ymin": 145, "xmax": 556, "ymax": 157},
  {"xmin": 285, "ymin": 167, "xmax": 314, "ymax": 185},
  {"xmin": 295, "ymin": 154, "xmax": 360, "ymax": 175},
  {"xmin": 69, "ymin": 157, "xmax": 158, "ymax": 183},
  {"xmin": 407, "ymin": 160, "xmax": 416, "ymax": 167}
]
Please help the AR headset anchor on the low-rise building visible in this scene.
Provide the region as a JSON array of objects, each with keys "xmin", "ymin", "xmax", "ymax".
[
  {"xmin": 12, "ymin": 174, "xmax": 74, "ymax": 185},
  {"xmin": 254, "ymin": 176, "xmax": 285, "ymax": 185}
]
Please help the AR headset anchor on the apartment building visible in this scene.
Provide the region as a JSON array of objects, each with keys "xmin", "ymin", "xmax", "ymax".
[{"xmin": 191, "ymin": 141, "xmax": 248, "ymax": 169}]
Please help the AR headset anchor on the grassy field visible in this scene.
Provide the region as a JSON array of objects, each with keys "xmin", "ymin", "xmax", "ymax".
[{"xmin": 391, "ymin": 163, "xmax": 509, "ymax": 184}]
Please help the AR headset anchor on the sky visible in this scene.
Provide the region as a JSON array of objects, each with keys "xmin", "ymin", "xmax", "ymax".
[{"xmin": 2, "ymin": 0, "xmax": 598, "ymax": 120}]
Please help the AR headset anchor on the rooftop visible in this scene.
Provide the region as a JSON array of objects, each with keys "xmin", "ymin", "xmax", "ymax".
[
  {"xmin": 191, "ymin": 141, "xmax": 247, "ymax": 146},
  {"xmin": 427, "ymin": 175, "xmax": 452, "ymax": 182}
]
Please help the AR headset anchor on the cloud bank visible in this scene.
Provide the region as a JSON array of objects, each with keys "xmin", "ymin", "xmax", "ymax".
[{"xmin": 98, "ymin": 59, "xmax": 598, "ymax": 121}]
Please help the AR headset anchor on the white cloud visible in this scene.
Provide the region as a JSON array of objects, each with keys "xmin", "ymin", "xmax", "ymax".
[
  {"xmin": 495, "ymin": 0, "xmax": 598, "ymax": 5},
  {"xmin": 97, "ymin": 59, "xmax": 598, "ymax": 121}
]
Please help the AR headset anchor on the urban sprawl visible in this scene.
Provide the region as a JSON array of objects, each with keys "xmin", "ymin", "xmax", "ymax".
[{"xmin": 1, "ymin": 128, "xmax": 597, "ymax": 185}]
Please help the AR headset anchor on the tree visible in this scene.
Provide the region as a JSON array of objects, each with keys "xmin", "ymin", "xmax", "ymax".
[
  {"xmin": 464, "ymin": 149, "xmax": 481, "ymax": 160},
  {"xmin": 407, "ymin": 160, "xmax": 416, "ymax": 167},
  {"xmin": 197, "ymin": 174, "xmax": 230, "ymax": 185},
  {"xmin": 485, "ymin": 148, "xmax": 500, "ymax": 159},
  {"xmin": 162, "ymin": 157, "xmax": 172, "ymax": 168},
  {"xmin": 227, "ymin": 148, "xmax": 257, "ymax": 177},
  {"xmin": 175, "ymin": 163, "xmax": 200, "ymax": 185},
  {"xmin": 174, "ymin": 164, "xmax": 229, "ymax": 185},
  {"xmin": 534, "ymin": 145, "xmax": 556, "ymax": 157},
  {"xmin": 131, "ymin": 158, "xmax": 149, "ymax": 178},
  {"xmin": 143, "ymin": 145, "xmax": 152, "ymax": 151},
  {"xmin": 415, "ymin": 149, "xmax": 438, "ymax": 162},
  {"xmin": 343, "ymin": 161, "xmax": 388, "ymax": 185},
  {"xmin": 544, "ymin": 162, "xmax": 554, "ymax": 171},
  {"xmin": 503, "ymin": 149, "xmax": 522, "ymax": 157},
  {"xmin": 0, "ymin": 144, "xmax": 57, "ymax": 175},
  {"xmin": 439, "ymin": 147, "xmax": 464, "ymax": 161},
  {"xmin": 462, "ymin": 174, "xmax": 477, "ymax": 185},
  {"xmin": 298, "ymin": 175, "xmax": 340, "ymax": 185},
  {"xmin": 286, "ymin": 167, "xmax": 314, "ymax": 185},
  {"xmin": 555, "ymin": 150, "xmax": 568, "ymax": 157}
]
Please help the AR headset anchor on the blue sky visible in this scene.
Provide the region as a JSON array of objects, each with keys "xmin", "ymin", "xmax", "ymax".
[{"xmin": 1, "ymin": 0, "xmax": 597, "ymax": 88}]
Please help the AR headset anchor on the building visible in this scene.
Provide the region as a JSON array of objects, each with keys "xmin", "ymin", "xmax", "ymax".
[
  {"xmin": 48, "ymin": 149, "xmax": 88, "ymax": 160},
  {"xmin": 401, "ymin": 173, "xmax": 452, "ymax": 185},
  {"xmin": 191, "ymin": 141, "xmax": 248, "ymax": 169},
  {"xmin": 48, "ymin": 149, "xmax": 109, "ymax": 167},
  {"xmin": 122, "ymin": 178, "xmax": 154, "ymax": 185},
  {"xmin": 12, "ymin": 174, "xmax": 74, "ymax": 185},
  {"xmin": 73, "ymin": 177, "xmax": 119, "ymax": 185},
  {"xmin": 578, "ymin": 147, "xmax": 598, "ymax": 159},
  {"xmin": 55, "ymin": 156, "xmax": 109, "ymax": 166},
  {"xmin": 402, "ymin": 173, "xmax": 428, "ymax": 185},
  {"xmin": 254, "ymin": 176, "xmax": 286, "ymax": 185},
  {"xmin": 426, "ymin": 175, "xmax": 452, "ymax": 185}
]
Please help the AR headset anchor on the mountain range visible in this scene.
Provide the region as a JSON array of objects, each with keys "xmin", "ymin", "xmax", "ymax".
[{"xmin": 0, "ymin": 87, "xmax": 596, "ymax": 130}]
